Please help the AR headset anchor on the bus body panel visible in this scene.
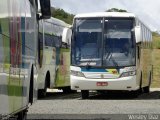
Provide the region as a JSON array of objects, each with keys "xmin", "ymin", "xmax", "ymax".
[
  {"xmin": 55, "ymin": 48, "xmax": 71, "ymax": 88},
  {"xmin": 71, "ymin": 12, "xmax": 152, "ymax": 92},
  {"xmin": 37, "ymin": 46, "xmax": 56, "ymax": 89},
  {"xmin": 71, "ymin": 66, "xmax": 139, "ymax": 90},
  {"xmin": 71, "ymin": 75, "xmax": 138, "ymax": 90},
  {"xmin": 135, "ymin": 18, "xmax": 153, "ymax": 88},
  {"xmin": 55, "ymin": 27, "xmax": 72, "ymax": 88},
  {"xmin": 0, "ymin": 0, "xmax": 44, "ymax": 118}
]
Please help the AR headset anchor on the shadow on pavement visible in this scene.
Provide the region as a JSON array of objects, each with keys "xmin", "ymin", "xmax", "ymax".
[
  {"xmin": 89, "ymin": 91, "xmax": 160, "ymax": 100},
  {"xmin": 39, "ymin": 90, "xmax": 160, "ymax": 100},
  {"xmin": 39, "ymin": 92, "xmax": 81, "ymax": 100}
]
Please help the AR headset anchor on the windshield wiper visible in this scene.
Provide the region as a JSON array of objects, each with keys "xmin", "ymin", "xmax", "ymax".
[
  {"xmin": 86, "ymin": 54, "xmax": 96, "ymax": 69},
  {"xmin": 85, "ymin": 50, "xmax": 99, "ymax": 69},
  {"xmin": 105, "ymin": 50, "xmax": 111, "ymax": 60}
]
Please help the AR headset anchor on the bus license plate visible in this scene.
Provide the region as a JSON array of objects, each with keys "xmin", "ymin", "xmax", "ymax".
[{"xmin": 96, "ymin": 82, "xmax": 108, "ymax": 86}]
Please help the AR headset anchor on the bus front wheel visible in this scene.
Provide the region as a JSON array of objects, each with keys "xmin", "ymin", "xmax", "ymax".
[
  {"xmin": 38, "ymin": 89, "xmax": 47, "ymax": 98},
  {"xmin": 62, "ymin": 87, "xmax": 76, "ymax": 93},
  {"xmin": 38, "ymin": 81, "xmax": 47, "ymax": 98},
  {"xmin": 17, "ymin": 109, "xmax": 27, "ymax": 120},
  {"xmin": 81, "ymin": 90, "xmax": 89, "ymax": 99}
]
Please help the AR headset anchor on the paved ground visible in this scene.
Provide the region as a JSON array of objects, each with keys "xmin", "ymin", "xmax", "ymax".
[{"xmin": 27, "ymin": 88, "xmax": 160, "ymax": 120}]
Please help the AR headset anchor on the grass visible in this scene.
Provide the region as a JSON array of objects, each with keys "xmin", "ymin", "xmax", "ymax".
[
  {"xmin": 152, "ymin": 32, "xmax": 160, "ymax": 49},
  {"xmin": 151, "ymin": 32, "xmax": 160, "ymax": 88}
]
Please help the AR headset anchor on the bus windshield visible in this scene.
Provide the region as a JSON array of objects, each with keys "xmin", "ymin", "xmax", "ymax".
[
  {"xmin": 103, "ymin": 18, "xmax": 135, "ymax": 67},
  {"xmin": 71, "ymin": 18, "xmax": 136, "ymax": 68}
]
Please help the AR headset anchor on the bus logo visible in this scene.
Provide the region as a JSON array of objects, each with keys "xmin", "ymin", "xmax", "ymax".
[
  {"xmin": 112, "ymin": 70, "xmax": 118, "ymax": 74},
  {"xmin": 101, "ymin": 74, "xmax": 104, "ymax": 78}
]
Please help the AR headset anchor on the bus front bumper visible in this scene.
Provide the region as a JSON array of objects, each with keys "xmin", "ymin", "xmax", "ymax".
[{"xmin": 71, "ymin": 75, "xmax": 139, "ymax": 91}]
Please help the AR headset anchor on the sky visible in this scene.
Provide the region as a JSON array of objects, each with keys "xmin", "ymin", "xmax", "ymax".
[{"xmin": 51, "ymin": 0, "xmax": 160, "ymax": 32}]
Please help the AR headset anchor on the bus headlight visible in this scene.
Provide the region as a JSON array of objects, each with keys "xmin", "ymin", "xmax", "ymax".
[
  {"xmin": 70, "ymin": 70, "xmax": 85, "ymax": 77},
  {"xmin": 120, "ymin": 71, "xmax": 136, "ymax": 77}
]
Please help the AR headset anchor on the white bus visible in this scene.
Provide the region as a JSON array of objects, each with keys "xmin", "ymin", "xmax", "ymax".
[
  {"xmin": 0, "ymin": 0, "xmax": 51, "ymax": 119},
  {"xmin": 38, "ymin": 17, "xmax": 72, "ymax": 98},
  {"xmin": 70, "ymin": 12, "xmax": 152, "ymax": 99}
]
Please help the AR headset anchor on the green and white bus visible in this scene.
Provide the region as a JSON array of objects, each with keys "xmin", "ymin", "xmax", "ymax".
[
  {"xmin": 0, "ymin": 0, "xmax": 51, "ymax": 119},
  {"xmin": 70, "ymin": 12, "xmax": 152, "ymax": 99},
  {"xmin": 38, "ymin": 17, "xmax": 72, "ymax": 98}
]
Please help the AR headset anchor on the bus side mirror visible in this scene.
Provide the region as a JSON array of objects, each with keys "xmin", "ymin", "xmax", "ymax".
[
  {"xmin": 135, "ymin": 26, "xmax": 142, "ymax": 43},
  {"xmin": 40, "ymin": 0, "xmax": 51, "ymax": 19},
  {"xmin": 62, "ymin": 28, "xmax": 72, "ymax": 45}
]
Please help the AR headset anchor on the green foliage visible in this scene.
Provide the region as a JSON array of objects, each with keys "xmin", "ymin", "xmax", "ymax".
[
  {"xmin": 51, "ymin": 7, "xmax": 74, "ymax": 25},
  {"xmin": 106, "ymin": 8, "xmax": 127, "ymax": 12},
  {"xmin": 118, "ymin": 9, "xmax": 127, "ymax": 12}
]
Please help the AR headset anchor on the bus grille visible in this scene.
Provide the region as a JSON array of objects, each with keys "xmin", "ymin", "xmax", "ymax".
[{"xmin": 83, "ymin": 72, "xmax": 119, "ymax": 79}]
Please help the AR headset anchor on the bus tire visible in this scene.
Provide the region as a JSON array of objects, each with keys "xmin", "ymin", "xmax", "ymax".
[
  {"xmin": 143, "ymin": 86, "xmax": 150, "ymax": 93},
  {"xmin": 138, "ymin": 72, "xmax": 143, "ymax": 93},
  {"xmin": 81, "ymin": 90, "xmax": 89, "ymax": 99},
  {"xmin": 38, "ymin": 81, "xmax": 47, "ymax": 98},
  {"xmin": 38, "ymin": 73, "xmax": 49, "ymax": 98},
  {"xmin": 29, "ymin": 67, "xmax": 34, "ymax": 104},
  {"xmin": 143, "ymin": 72, "xmax": 151, "ymax": 93},
  {"xmin": 17, "ymin": 109, "xmax": 27, "ymax": 120},
  {"xmin": 38, "ymin": 89, "xmax": 47, "ymax": 98},
  {"xmin": 62, "ymin": 87, "xmax": 76, "ymax": 93},
  {"xmin": 62, "ymin": 87, "xmax": 71, "ymax": 93}
]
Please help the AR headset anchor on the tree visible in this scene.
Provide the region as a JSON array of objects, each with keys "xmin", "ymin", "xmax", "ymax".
[
  {"xmin": 51, "ymin": 7, "xmax": 74, "ymax": 24},
  {"xmin": 106, "ymin": 8, "xmax": 127, "ymax": 12}
]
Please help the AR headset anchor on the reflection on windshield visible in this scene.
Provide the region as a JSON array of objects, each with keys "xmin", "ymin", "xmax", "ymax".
[
  {"xmin": 103, "ymin": 19, "xmax": 135, "ymax": 67},
  {"xmin": 72, "ymin": 19, "xmax": 103, "ymax": 66},
  {"xmin": 71, "ymin": 18, "xmax": 136, "ymax": 67}
]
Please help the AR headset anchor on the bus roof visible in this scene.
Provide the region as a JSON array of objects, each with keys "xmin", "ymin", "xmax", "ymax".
[
  {"xmin": 45, "ymin": 17, "xmax": 71, "ymax": 28},
  {"xmin": 74, "ymin": 12, "xmax": 136, "ymax": 18}
]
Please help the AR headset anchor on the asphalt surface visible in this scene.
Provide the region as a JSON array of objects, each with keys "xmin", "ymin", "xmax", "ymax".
[{"xmin": 27, "ymin": 89, "xmax": 160, "ymax": 120}]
